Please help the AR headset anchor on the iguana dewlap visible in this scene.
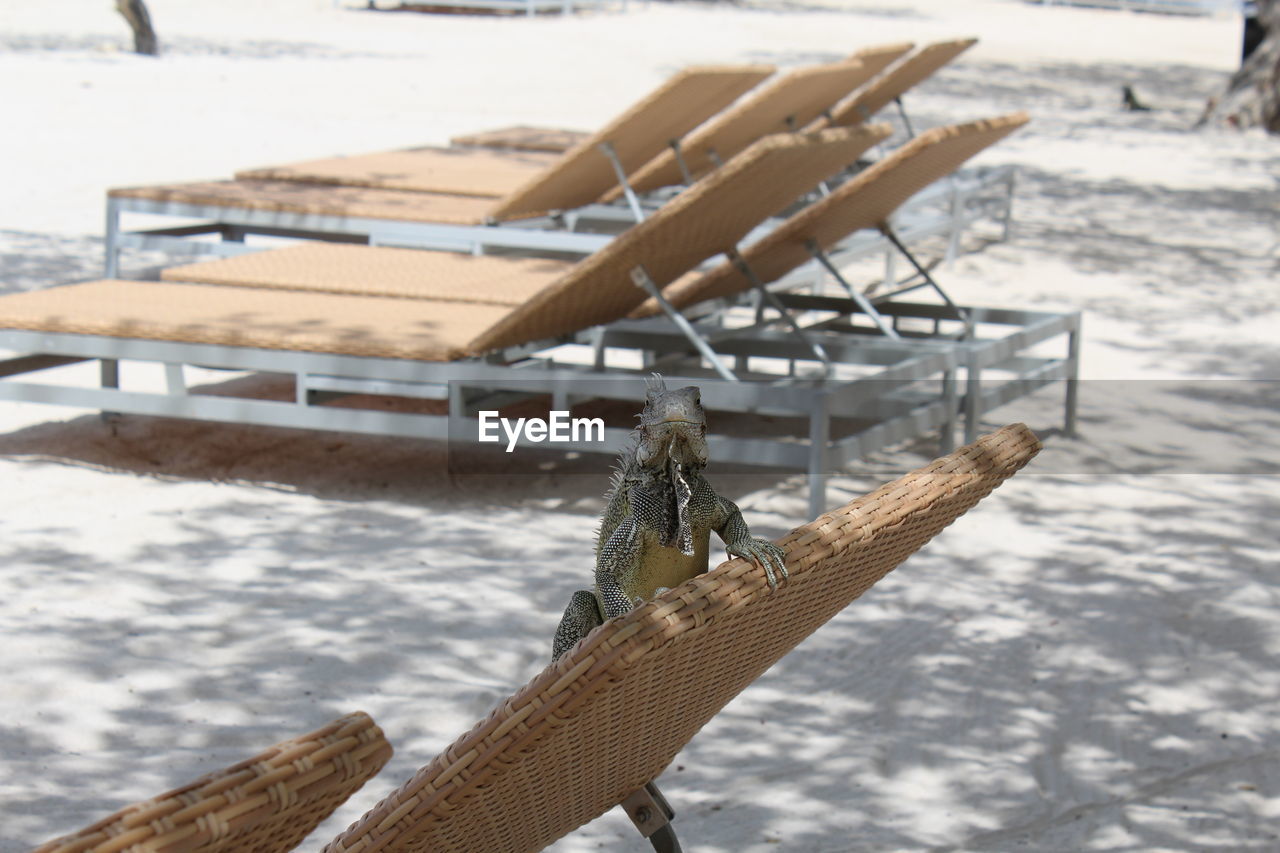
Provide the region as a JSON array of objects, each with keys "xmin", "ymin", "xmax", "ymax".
[{"xmin": 552, "ymin": 376, "xmax": 787, "ymax": 660}]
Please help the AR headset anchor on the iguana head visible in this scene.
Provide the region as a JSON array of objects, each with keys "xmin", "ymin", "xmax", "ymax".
[{"xmin": 634, "ymin": 375, "xmax": 708, "ymax": 471}]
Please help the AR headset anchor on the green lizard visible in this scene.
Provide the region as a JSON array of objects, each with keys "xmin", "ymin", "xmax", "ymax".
[{"xmin": 552, "ymin": 376, "xmax": 788, "ymax": 661}]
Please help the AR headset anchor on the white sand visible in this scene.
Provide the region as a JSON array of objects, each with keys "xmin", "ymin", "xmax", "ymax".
[{"xmin": 2, "ymin": 0, "xmax": 1278, "ymax": 849}]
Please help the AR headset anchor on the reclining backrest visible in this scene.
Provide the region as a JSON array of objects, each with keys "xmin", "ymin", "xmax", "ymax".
[
  {"xmin": 322, "ymin": 424, "xmax": 1041, "ymax": 853},
  {"xmin": 470, "ymin": 123, "xmax": 891, "ymax": 352},
  {"xmin": 488, "ymin": 65, "xmax": 775, "ymax": 220},
  {"xmin": 621, "ymin": 57, "xmax": 899, "ymax": 196},
  {"xmin": 815, "ymin": 38, "xmax": 978, "ymax": 129},
  {"xmin": 654, "ymin": 111, "xmax": 1028, "ymax": 313},
  {"xmin": 34, "ymin": 712, "xmax": 391, "ymax": 853}
]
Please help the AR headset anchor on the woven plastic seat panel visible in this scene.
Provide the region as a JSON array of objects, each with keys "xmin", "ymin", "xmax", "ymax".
[
  {"xmin": 622, "ymin": 57, "xmax": 904, "ymax": 196},
  {"xmin": 163, "ymin": 243, "xmax": 571, "ymax": 307},
  {"xmin": 817, "ymin": 38, "xmax": 978, "ymax": 129},
  {"xmin": 487, "ymin": 65, "xmax": 774, "ymax": 221},
  {"xmin": 0, "ymin": 280, "xmax": 510, "ymax": 361},
  {"xmin": 35, "ymin": 712, "xmax": 391, "ymax": 853},
  {"xmin": 450, "ymin": 125, "xmax": 591, "ymax": 154},
  {"xmin": 236, "ymin": 147, "xmax": 560, "ymax": 199},
  {"xmin": 109, "ymin": 180, "xmax": 495, "ymax": 225},
  {"xmin": 655, "ymin": 112, "xmax": 1028, "ymax": 313},
  {"xmin": 471, "ymin": 125, "xmax": 892, "ymax": 353},
  {"xmin": 323, "ymin": 424, "xmax": 1040, "ymax": 853}
]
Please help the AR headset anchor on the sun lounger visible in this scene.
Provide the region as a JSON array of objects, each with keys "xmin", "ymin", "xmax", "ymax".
[
  {"xmin": 321, "ymin": 424, "xmax": 1041, "ymax": 852},
  {"xmin": 609, "ymin": 47, "xmax": 914, "ymax": 199},
  {"xmin": 810, "ymin": 38, "xmax": 978, "ymax": 134},
  {"xmin": 104, "ymin": 66, "xmax": 774, "ymax": 276},
  {"xmin": 7, "ymin": 128, "xmax": 959, "ymax": 517},
  {"xmin": 33, "ymin": 712, "xmax": 391, "ymax": 853},
  {"xmin": 234, "ymin": 65, "xmax": 775, "ymax": 221},
  {"xmin": 623, "ymin": 113, "xmax": 1080, "ymax": 446}
]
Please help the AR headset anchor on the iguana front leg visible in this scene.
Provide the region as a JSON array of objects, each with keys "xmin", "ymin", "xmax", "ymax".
[
  {"xmin": 551, "ymin": 517, "xmax": 644, "ymax": 662},
  {"xmin": 551, "ymin": 590, "xmax": 602, "ymax": 661},
  {"xmin": 715, "ymin": 495, "xmax": 789, "ymax": 590}
]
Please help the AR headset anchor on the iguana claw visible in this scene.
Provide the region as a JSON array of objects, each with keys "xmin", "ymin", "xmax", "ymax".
[{"xmin": 727, "ymin": 537, "xmax": 789, "ymax": 590}]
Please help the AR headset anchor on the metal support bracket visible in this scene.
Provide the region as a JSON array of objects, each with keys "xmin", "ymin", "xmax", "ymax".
[
  {"xmin": 805, "ymin": 240, "xmax": 901, "ymax": 339},
  {"xmin": 630, "ymin": 265, "xmax": 738, "ymax": 382},
  {"xmin": 727, "ymin": 248, "xmax": 832, "ymax": 376},
  {"xmin": 879, "ymin": 226, "xmax": 971, "ymax": 327},
  {"xmin": 622, "ymin": 782, "xmax": 683, "ymax": 853},
  {"xmin": 894, "ymin": 95, "xmax": 916, "ymax": 139},
  {"xmin": 669, "ymin": 138, "xmax": 695, "ymax": 186},
  {"xmin": 598, "ymin": 140, "xmax": 646, "ymax": 223}
]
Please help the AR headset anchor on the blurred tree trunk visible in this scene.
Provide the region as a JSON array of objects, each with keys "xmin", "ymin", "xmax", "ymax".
[
  {"xmin": 116, "ymin": 0, "xmax": 159, "ymax": 56},
  {"xmin": 1199, "ymin": 1, "xmax": 1279, "ymax": 131}
]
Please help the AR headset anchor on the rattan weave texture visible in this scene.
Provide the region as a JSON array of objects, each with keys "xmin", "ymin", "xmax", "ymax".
[
  {"xmin": 236, "ymin": 148, "xmax": 560, "ymax": 199},
  {"xmin": 0, "ymin": 279, "xmax": 510, "ymax": 361},
  {"xmin": 34, "ymin": 712, "xmax": 391, "ymax": 853},
  {"xmin": 163, "ymin": 244, "xmax": 571, "ymax": 307},
  {"xmin": 323, "ymin": 424, "xmax": 1040, "ymax": 853},
  {"xmin": 620, "ymin": 46, "xmax": 912, "ymax": 197},
  {"xmin": 109, "ymin": 181, "xmax": 495, "ymax": 226},
  {"xmin": 471, "ymin": 125, "xmax": 893, "ymax": 353},
  {"xmin": 487, "ymin": 65, "xmax": 774, "ymax": 220},
  {"xmin": 815, "ymin": 38, "xmax": 978, "ymax": 130},
  {"xmin": 649, "ymin": 112, "xmax": 1029, "ymax": 314}
]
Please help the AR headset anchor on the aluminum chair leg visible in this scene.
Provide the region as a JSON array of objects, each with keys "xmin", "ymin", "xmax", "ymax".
[{"xmin": 623, "ymin": 782, "xmax": 683, "ymax": 853}]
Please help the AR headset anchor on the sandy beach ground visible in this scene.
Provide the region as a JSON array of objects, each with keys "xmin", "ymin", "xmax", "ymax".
[{"xmin": 1, "ymin": 0, "xmax": 1278, "ymax": 849}]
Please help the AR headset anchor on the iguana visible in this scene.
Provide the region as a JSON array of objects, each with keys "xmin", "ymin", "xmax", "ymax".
[{"xmin": 552, "ymin": 376, "xmax": 788, "ymax": 661}]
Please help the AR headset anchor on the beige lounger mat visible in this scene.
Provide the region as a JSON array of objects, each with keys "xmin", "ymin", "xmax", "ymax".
[
  {"xmin": 163, "ymin": 243, "xmax": 571, "ymax": 307},
  {"xmin": 34, "ymin": 712, "xmax": 391, "ymax": 853},
  {"xmin": 813, "ymin": 38, "xmax": 978, "ymax": 130},
  {"xmin": 0, "ymin": 279, "xmax": 513, "ymax": 362},
  {"xmin": 234, "ymin": 66, "xmax": 773, "ymax": 221},
  {"xmin": 109, "ymin": 179, "xmax": 497, "ymax": 225},
  {"xmin": 618, "ymin": 43, "xmax": 914, "ymax": 197},
  {"xmin": 236, "ymin": 146, "xmax": 560, "ymax": 199},
  {"xmin": 450, "ymin": 125, "xmax": 592, "ymax": 154},
  {"xmin": 645, "ymin": 112, "xmax": 1029, "ymax": 316},
  {"xmin": 323, "ymin": 424, "xmax": 1042, "ymax": 853}
]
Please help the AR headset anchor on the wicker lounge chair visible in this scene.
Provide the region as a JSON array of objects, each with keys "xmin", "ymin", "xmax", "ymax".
[
  {"xmin": 8, "ymin": 127, "xmax": 951, "ymax": 516},
  {"xmin": 103, "ymin": 66, "xmax": 773, "ymax": 276},
  {"xmin": 232, "ymin": 66, "xmax": 774, "ymax": 221},
  {"xmin": 33, "ymin": 711, "xmax": 391, "ymax": 853},
  {"xmin": 320, "ymin": 424, "xmax": 1041, "ymax": 852},
  {"xmin": 622, "ymin": 113, "xmax": 1080, "ymax": 446},
  {"xmin": 809, "ymin": 38, "xmax": 978, "ymax": 135}
]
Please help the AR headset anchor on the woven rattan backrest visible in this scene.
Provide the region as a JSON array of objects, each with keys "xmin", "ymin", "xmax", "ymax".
[
  {"xmin": 619, "ymin": 59, "xmax": 893, "ymax": 196},
  {"xmin": 847, "ymin": 40, "xmax": 915, "ymax": 74},
  {"xmin": 660, "ymin": 112, "xmax": 1028, "ymax": 311},
  {"xmin": 486, "ymin": 65, "xmax": 774, "ymax": 221},
  {"xmin": 817, "ymin": 38, "xmax": 977, "ymax": 129},
  {"xmin": 468, "ymin": 124, "xmax": 891, "ymax": 353},
  {"xmin": 322, "ymin": 424, "xmax": 1040, "ymax": 853},
  {"xmin": 35, "ymin": 712, "xmax": 391, "ymax": 853}
]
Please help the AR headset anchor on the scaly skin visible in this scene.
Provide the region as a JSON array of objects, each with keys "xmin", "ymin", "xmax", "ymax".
[{"xmin": 552, "ymin": 376, "xmax": 787, "ymax": 661}]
